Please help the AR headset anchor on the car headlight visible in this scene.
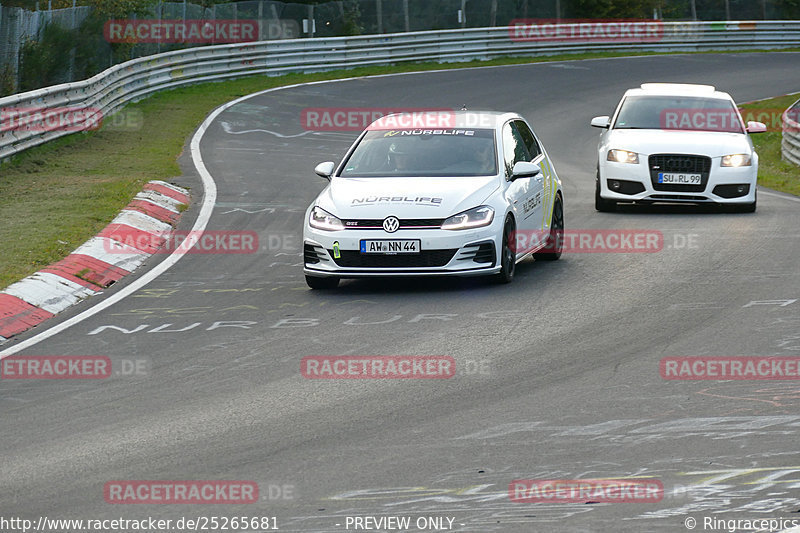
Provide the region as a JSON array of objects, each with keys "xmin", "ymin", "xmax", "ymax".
[
  {"xmin": 441, "ymin": 206, "xmax": 494, "ymax": 230},
  {"xmin": 309, "ymin": 206, "xmax": 344, "ymax": 231},
  {"xmin": 607, "ymin": 149, "xmax": 639, "ymax": 164},
  {"xmin": 721, "ymin": 154, "xmax": 752, "ymax": 167}
]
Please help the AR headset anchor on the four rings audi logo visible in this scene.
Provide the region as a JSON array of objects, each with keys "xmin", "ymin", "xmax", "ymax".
[
  {"xmin": 666, "ymin": 158, "xmax": 693, "ymax": 170},
  {"xmin": 382, "ymin": 216, "xmax": 400, "ymax": 233}
]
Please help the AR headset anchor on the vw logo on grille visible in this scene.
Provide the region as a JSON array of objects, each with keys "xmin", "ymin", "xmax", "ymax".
[{"xmin": 382, "ymin": 216, "xmax": 400, "ymax": 233}]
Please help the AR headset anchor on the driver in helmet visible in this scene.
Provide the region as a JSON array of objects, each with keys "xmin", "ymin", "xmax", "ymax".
[{"xmin": 388, "ymin": 142, "xmax": 413, "ymax": 171}]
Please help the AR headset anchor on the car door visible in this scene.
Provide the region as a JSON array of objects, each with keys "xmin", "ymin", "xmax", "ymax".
[
  {"xmin": 501, "ymin": 121, "xmax": 541, "ymax": 255},
  {"xmin": 515, "ymin": 119, "xmax": 552, "ymax": 232}
]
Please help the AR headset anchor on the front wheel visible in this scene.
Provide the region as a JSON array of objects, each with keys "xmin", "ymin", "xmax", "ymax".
[
  {"xmin": 595, "ymin": 173, "xmax": 616, "ymax": 212},
  {"xmin": 728, "ymin": 190, "xmax": 757, "ymax": 213},
  {"xmin": 495, "ymin": 218, "xmax": 516, "ymax": 284},
  {"xmin": 534, "ymin": 195, "xmax": 563, "ymax": 261},
  {"xmin": 305, "ymin": 275, "xmax": 339, "ymax": 289}
]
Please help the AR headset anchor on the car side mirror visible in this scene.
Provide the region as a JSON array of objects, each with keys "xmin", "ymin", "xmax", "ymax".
[
  {"xmin": 591, "ymin": 116, "xmax": 611, "ymax": 129},
  {"xmin": 746, "ymin": 121, "xmax": 767, "ymax": 134},
  {"xmin": 511, "ymin": 161, "xmax": 541, "ymax": 180},
  {"xmin": 314, "ymin": 161, "xmax": 335, "ymax": 180}
]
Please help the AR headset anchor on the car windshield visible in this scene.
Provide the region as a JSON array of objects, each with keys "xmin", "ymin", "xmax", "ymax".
[
  {"xmin": 338, "ymin": 128, "xmax": 497, "ymax": 177},
  {"xmin": 614, "ymin": 95, "xmax": 744, "ymax": 133}
]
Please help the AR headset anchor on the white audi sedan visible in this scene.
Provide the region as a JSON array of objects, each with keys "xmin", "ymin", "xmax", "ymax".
[
  {"xmin": 303, "ymin": 111, "xmax": 564, "ymax": 289},
  {"xmin": 592, "ymin": 83, "xmax": 766, "ymax": 212}
]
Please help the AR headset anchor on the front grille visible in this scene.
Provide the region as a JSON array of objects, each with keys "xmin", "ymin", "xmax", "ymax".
[
  {"xmin": 342, "ymin": 218, "xmax": 445, "ymax": 229},
  {"xmin": 304, "ymin": 243, "xmax": 327, "ymax": 264},
  {"xmin": 330, "ymin": 249, "xmax": 458, "ymax": 268},
  {"xmin": 456, "ymin": 242, "xmax": 495, "ymax": 264},
  {"xmin": 648, "ymin": 194, "xmax": 709, "ymax": 202},
  {"xmin": 607, "ymin": 179, "xmax": 646, "ymax": 195},
  {"xmin": 712, "ymin": 184, "xmax": 750, "ymax": 198},
  {"xmin": 649, "ymin": 154, "xmax": 711, "ymax": 192}
]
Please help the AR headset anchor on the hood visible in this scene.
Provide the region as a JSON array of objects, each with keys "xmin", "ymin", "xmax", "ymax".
[
  {"xmin": 316, "ymin": 176, "xmax": 500, "ymax": 219},
  {"xmin": 606, "ymin": 129, "xmax": 752, "ymax": 158}
]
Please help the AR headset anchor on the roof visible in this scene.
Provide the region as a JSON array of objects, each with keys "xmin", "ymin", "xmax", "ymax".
[{"xmin": 626, "ymin": 83, "xmax": 731, "ymax": 100}]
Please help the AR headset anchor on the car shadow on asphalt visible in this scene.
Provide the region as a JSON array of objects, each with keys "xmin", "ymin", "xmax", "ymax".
[{"xmin": 609, "ymin": 202, "xmax": 753, "ymax": 215}]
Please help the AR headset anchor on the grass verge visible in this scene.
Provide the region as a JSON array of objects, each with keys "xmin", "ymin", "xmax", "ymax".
[
  {"xmin": 740, "ymin": 94, "xmax": 800, "ymax": 198},
  {"xmin": 1, "ymin": 50, "xmax": 799, "ymax": 290}
]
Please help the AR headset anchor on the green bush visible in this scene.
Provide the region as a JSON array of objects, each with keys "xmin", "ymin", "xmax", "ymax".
[
  {"xmin": 19, "ymin": 23, "xmax": 75, "ymax": 91},
  {"xmin": 0, "ymin": 64, "xmax": 15, "ymax": 97}
]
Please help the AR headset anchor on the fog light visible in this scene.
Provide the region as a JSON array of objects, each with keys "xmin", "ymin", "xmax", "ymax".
[
  {"xmin": 736, "ymin": 185, "xmax": 746, "ymax": 193},
  {"xmin": 610, "ymin": 180, "xmax": 622, "ymax": 191}
]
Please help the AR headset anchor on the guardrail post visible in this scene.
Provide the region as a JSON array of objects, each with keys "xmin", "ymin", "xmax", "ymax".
[
  {"xmin": 376, "ymin": 0, "xmax": 383, "ymax": 34},
  {"xmin": 403, "ymin": 0, "xmax": 409, "ymax": 32}
]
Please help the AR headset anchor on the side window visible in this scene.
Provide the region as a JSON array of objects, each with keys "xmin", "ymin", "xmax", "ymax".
[
  {"xmin": 515, "ymin": 120, "xmax": 542, "ymax": 159},
  {"xmin": 502, "ymin": 122, "xmax": 532, "ymax": 178}
]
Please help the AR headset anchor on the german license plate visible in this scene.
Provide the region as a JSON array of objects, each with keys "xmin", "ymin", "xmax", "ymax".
[
  {"xmin": 360, "ymin": 239, "xmax": 420, "ymax": 254},
  {"xmin": 658, "ymin": 172, "xmax": 701, "ymax": 184}
]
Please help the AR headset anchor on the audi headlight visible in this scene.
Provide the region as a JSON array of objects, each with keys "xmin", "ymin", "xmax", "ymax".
[
  {"xmin": 309, "ymin": 206, "xmax": 344, "ymax": 231},
  {"xmin": 441, "ymin": 206, "xmax": 494, "ymax": 230},
  {"xmin": 721, "ymin": 154, "xmax": 752, "ymax": 167},
  {"xmin": 607, "ymin": 149, "xmax": 639, "ymax": 164}
]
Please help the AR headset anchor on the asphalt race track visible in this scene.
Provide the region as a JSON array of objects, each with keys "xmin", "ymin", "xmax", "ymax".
[{"xmin": 2, "ymin": 52, "xmax": 800, "ymax": 533}]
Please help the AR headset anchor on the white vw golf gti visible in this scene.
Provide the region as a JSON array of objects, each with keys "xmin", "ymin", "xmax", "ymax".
[
  {"xmin": 303, "ymin": 111, "xmax": 564, "ymax": 289},
  {"xmin": 592, "ymin": 83, "xmax": 766, "ymax": 212}
]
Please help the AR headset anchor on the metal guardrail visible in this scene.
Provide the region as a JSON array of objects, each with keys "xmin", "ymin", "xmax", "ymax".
[
  {"xmin": 2, "ymin": 20, "xmax": 800, "ymax": 162},
  {"xmin": 782, "ymin": 98, "xmax": 800, "ymax": 166}
]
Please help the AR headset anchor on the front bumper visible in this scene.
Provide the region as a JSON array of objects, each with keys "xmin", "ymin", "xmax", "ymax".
[
  {"xmin": 303, "ymin": 226, "xmax": 501, "ymax": 278},
  {"xmin": 598, "ymin": 156, "xmax": 757, "ymax": 204}
]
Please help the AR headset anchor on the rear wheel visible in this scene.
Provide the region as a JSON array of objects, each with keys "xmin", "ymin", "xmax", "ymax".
[
  {"xmin": 495, "ymin": 218, "xmax": 516, "ymax": 284},
  {"xmin": 595, "ymin": 172, "xmax": 616, "ymax": 212},
  {"xmin": 534, "ymin": 195, "xmax": 564, "ymax": 261},
  {"xmin": 305, "ymin": 275, "xmax": 339, "ymax": 289}
]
